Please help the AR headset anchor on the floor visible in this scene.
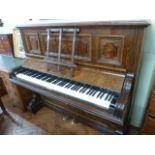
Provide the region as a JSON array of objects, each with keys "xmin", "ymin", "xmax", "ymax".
[
  {"xmin": 0, "ymin": 95, "xmax": 140, "ymax": 135},
  {"xmin": 0, "ymin": 95, "xmax": 102, "ymax": 135}
]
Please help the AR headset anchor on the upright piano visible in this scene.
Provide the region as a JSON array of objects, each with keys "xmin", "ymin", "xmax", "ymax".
[{"xmin": 9, "ymin": 20, "xmax": 149, "ymax": 134}]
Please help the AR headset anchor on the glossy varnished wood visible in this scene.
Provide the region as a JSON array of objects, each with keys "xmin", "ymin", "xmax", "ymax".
[
  {"xmin": 24, "ymin": 57, "xmax": 125, "ymax": 92},
  {"xmin": 10, "ymin": 20, "xmax": 149, "ymax": 134},
  {"xmin": 19, "ymin": 22, "xmax": 149, "ymax": 74},
  {"xmin": 1, "ymin": 71, "xmax": 33, "ymax": 110},
  {"xmin": 17, "ymin": 20, "xmax": 150, "ymax": 27},
  {"xmin": 0, "ymin": 55, "xmax": 31, "ymax": 110}
]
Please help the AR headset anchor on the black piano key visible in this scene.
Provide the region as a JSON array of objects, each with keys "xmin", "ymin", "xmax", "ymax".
[
  {"xmin": 110, "ymin": 96, "xmax": 118, "ymax": 108},
  {"xmin": 69, "ymin": 82, "xmax": 77, "ymax": 89},
  {"xmin": 97, "ymin": 89, "xmax": 105, "ymax": 98},
  {"xmin": 97, "ymin": 90, "xmax": 105, "ymax": 98},
  {"xmin": 79, "ymin": 86, "xmax": 86, "ymax": 92},
  {"xmin": 81, "ymin": 85, "xmax": 90, "ymax": 93},
  {"xmin": 100, "ymin": 90, "xmax": 108, "ymax": 99},
  {"xmin": 113, "ymin": 96, "xmax": 117, "ymax": 103},
  {"xmin": 65, "ymin": 81, "xmax": 74, "ymax": 88},
  {"xmin": 41, "ymin": 75, "xmax": 51, "ymax": 81},
  {"xmin": 88, "ymin": 86, "xmax": 97, "ymax": 96},
  {"xmin": 44, "ymin": 76, "xmax": 52, "ymax": 81},
  {"xmin": 77, "ymin": 85, "xmax": 84, "ymax": 92},
  {"xmin": 38, "ymin": 75, "xmax": 46, "ymax": 79},
  {"xmin": 82, "ymin": 88, "xmax": 89, "ymax": 94},
  {"xmin": 84, "ymin": 86, "xmax": 92, "ymax": 93},
  {"xmin": 71, "ymin": 82, "xmax": 80, "ymax": 90},
  {"xmin": 104, "ymin": 91, "xmax": 111, "ymax": 100},
  {"xmin": 31, "ymin": 72, "xmax": 40, "ymax": 77},
  {"xmin": 57, "ymin": 80, "xmax": 65, "ymax": 86},
  {"xmin": 65, "ymin": 82, "xmax": 71, "ymax": 88},
  {"xmin": 108, "ymin": 93, "xmax": 114, "ymax": 101},
  {"xmin": 52, "ymin": 78, "xmax": 61, "ymax": 84},
  {"xmin": 15, "ymin": 68, "xmax": 27, "ymax": 74},
  {"xmin": 59, "ymin": 82, "xmax": 67, "ymax": 87},
  {"xmin": 70, "ymin": 82, "xmax": 78, "ymax": 89},
  {"xmin": 22, "ymin": 70, "xmax": 31, "ymax": 75},
  {"xmin": 87, "ymin": 88, "xmax": 94, "ymax": 95},
  {"xmin": 74, "ymin": 85, "xmax": 81, "ymax": 91},
  {"xmin": 35, "ymin": 73, "xmax": 46, "ymax": 79},
  {"xmin": 20, "ymin": 69, "xmax": 29, "ymax": 74},
  {"xmin": 46, "ymin": 77, "xmax": 56, "ymax": 82},
  {"xmin": 86, "ymin": 86, "xmax": 94, "ymax": 95},
  {"xmin": 28, "ymin": 71, "xmax": 37, "ymax": 76},
  {"xmin": 75, "ymin": 84, "xmax": 84, "ymax": 91},
  {"xmin": 58, "ymin": 79, "xmax": 70, "ymax": 86},
  {"xmin": 24, "ymin": 71, "xmax": 34, "ymax": 76},
  {"xmin": 99, "ymin": 92, "xmax": 104, "ymax": 99},
  {"xmin": 90, "ymin": 88, "xmax": 99, "ymax": 96},
  {"xmin": 91, "ymin": 87, "xmax": 100, "ymax": 96}
]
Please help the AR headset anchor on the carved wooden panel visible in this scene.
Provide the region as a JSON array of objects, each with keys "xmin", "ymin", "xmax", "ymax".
[
  {"xmin": 25, "ymin": 32, "xmax": 41, "ymax": 55},
  {"xmin": 19, "ymin": 21, "xmax": 149, "ymax": 73},
  {"xmin": 0, "ymin": 34, "xmax": 13, "ymax": 55},
  {"xmin": 96, "ymin": 35, "xmax": 125, "ymax": 66},
  {"xmin": 39, "ymin": 33, "xmax": 91, "ymax": 61}
]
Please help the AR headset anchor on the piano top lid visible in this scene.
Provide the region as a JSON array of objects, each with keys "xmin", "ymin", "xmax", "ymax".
[{"xmin": 16, "ymin": 19, "xmax": 151, "ymax": 28}]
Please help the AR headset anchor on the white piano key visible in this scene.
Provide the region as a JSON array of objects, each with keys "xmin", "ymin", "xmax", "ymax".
[{"xmin": 16, "ymin": 73, "xmax": 115, "ymax": 109}]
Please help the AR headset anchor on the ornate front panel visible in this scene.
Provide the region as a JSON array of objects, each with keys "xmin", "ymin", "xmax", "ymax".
[
  {"xmin": 39, "ymin": 33, "xmax": 92, "ymax": 61},
  {"xmin": 25, "ymin": 32, "xmax": 41, "ymax": 55},
  {"xmin": 19, "ymin": 21, "xmax": 149, "ymax": 73},
  {"xmin": 96, "ymin": 35, "xmax": 125, "ymax": 66}
]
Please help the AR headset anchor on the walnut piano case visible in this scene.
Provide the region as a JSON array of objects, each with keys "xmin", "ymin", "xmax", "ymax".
[{"xmin": 10, "ymin": 20, "xmax": 149, "ymax": 134}]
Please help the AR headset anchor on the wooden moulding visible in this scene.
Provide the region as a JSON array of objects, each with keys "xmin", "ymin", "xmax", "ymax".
[
  {"xmin": 114, "ymin": 73, "xmax": 134, "ymax": 131},
  {"xmin": 17, "ymin": 20, "xmax": 150, "ymax": 28}
]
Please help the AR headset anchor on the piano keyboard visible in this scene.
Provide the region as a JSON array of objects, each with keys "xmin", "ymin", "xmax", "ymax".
[{"xmin": 12, "ymin": 67, "xmax": 120, "ymax": 109}]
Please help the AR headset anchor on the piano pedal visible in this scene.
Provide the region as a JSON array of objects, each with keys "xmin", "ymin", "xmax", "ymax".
[
  {"xmin": 62, "ymin": 115, "xmax": 71, "ymax": 121},
  {"xmin": 27, "ymin": 94, "xmax": 43, "ymax": 114},
  {"xmin": 62, "ymin": 115, "xmax": 77, "ymax": 125},
  {"xmin": 71, "ymin": 119, "xmax": 75, "ymax": 125}
]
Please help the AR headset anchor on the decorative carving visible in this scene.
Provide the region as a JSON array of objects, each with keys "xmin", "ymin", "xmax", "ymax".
[
  {"xmin": 101, "ymin": 42, "xmax": 117, "ymax": 59},
  {"xmin": 96, "ymin": 35, "xmax": 124, "ymax": 66},
  {"xmin": 25, "ymin": 33, "xmax": 41, "ymax": 55},
  {"xmin": 40, "ymin": 33, "xmax": 91, "ymax": 61}
]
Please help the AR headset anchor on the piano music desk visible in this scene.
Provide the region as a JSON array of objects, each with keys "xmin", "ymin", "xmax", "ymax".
[{"xmin": 0, "ymin": 55, "xmax": 32, "ymax": 110}]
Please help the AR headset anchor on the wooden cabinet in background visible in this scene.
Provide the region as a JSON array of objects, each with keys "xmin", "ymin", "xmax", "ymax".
[
  {"xmin": 142, "ymin": 74, "xmax": 155, "ymax": 134},
  {"xmin": 0, "ymin": 77, "xmax": 6, "ymax": 96},
  {"xmin": 0, "ymin": 34, "xmax": 14, "ymax": 56}
]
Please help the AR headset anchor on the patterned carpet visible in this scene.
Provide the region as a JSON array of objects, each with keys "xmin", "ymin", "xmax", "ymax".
[{"xmin": 0, "ymin": 95, "xmax": 101, "ymax": 135}]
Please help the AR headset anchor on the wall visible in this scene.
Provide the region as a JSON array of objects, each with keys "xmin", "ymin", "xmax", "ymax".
[
  {"xmin": 0, "ymin": 19, "xmax": 30, "ymax": 34},
  {"xmin": 130, "ymin": 20, "xmax": 155, "ymax": 127}
]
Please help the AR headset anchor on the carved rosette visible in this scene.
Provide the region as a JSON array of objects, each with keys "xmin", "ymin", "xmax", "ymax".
[{"xmin": 96, "ymin": 35, "xmax": 124, "ymax": 66}]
